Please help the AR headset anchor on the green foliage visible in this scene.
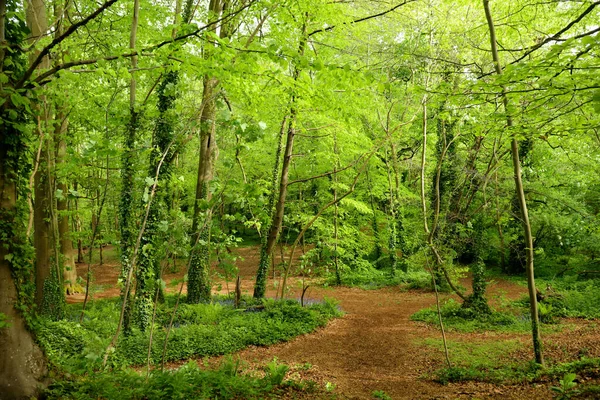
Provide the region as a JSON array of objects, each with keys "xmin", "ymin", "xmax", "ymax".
[
  {"xmin": 411, "ymin": 299, "xmax": 532, "ymax": 333},
  {"xmin": 513, "ymin": 278, "xmax": 600, "ymax": 319},
  {"xmin": 265, "ymin": 357, "xmax": 289, "ymax": 386},
  {"xmin": 41, "ymin": 268, "xmax": 66, "ymax": 321},
  {"xmin": 0, "ymin": 313, "xmax": 10, "ymax": 329},
  {"xmin": 372, "ymin": 389, "xmax": 392, "ymax": 400},
  {"xmin": 550, "ymin": 373, "xmax": 578, "ymax": 400},
  {"xmin": 462, "ymin": 261, "xmax": 491, "ymax": 315},
  {"xmin": 324, "ymin": 256, "xmax": 430, "ymax": 290},
  {"xmin": 37, "ymin": 296, "xmax": 341, "ymax": 371},
  {"xmin": 45, "ymin": 359, "xmax": 290, "ymax": 400}
]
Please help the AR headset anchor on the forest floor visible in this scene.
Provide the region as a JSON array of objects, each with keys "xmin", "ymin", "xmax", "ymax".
[{"xmin": 68, "ymin": 245, "xmax": 600, "ymax": 399}]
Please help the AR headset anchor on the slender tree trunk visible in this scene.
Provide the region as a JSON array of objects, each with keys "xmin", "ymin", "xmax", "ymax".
[
  {"xmin": 254, "ymin": 19, "xmax": 307, "ymax": 299},
  {"xmin": 53, "ymin": 1, "xmax": 81, "ymax": 295},
  {"xmin": 119, "ymin": 0, "xmax": 141, "ymax": 333},
  {"xmin": 333, "ymin": 132, "xmax": 341, "ymax": 284},
  {"xmin": 483, "ymin": 0, "xmax": 544, "ymax": 365},
  {"xmin": 253, "ymin": 117, "xmax": 287, "ymax": 297}
]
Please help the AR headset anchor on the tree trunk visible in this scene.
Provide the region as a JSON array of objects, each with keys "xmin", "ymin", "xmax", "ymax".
[
  {"xmin": 0, "ymin": 147, "xmax": 48, "ymax": 399},
  {"xmin": 187, "ymin": 0, "xmax": 228, "ymax": 303},
  {"xmin": 28, "ymin": 0, "xmax": 64, "ymax": 318},
  {"xmin": 53, "ymin": 0, "xmax": 81, "ymax": 292},
  {"xmin": 254, "ymin": 19, "xmax": 307, "ymax": 299},
  {"xmin": 483, "ymin": 0, "xmax": 544, "ymax": 365},
  {"xmin": 188, "ymin": 74, "xmax": 219, "ymax": 303},
  {"xmin": 119, "ymin": 0, "xmax": 142, "ymax": 333},
  {"xmin": 0, "ymin": 2, "xmax": 47, "ymax": 392},
  {"xmin": 55, "ymin": 118, "xmax": 82, "ymax": 294}
]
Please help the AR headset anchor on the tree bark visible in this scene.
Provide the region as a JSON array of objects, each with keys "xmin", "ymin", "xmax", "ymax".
[
  {"xmin": 53, "ymin": 1, "xmax": 81, "ymax": 295},
  {"xmin": 28, "ymin": 0, "xmax": 65, "ymax": 318}
]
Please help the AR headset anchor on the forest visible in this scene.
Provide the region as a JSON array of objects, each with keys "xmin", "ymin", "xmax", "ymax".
[{"xmin": 1, "ymin": 0, "xmax": 600, "ymax": 398}]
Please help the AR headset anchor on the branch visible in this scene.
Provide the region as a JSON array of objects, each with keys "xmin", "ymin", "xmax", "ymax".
[
  {"xmin": 308, "ymin": 0, "xmax": 415, "ymax": 37},
  {"xmin": 288, "ymin": 154, "xmax": 363, "ymax": 186},
  {"xmin": 510, "ymin": 1, "xmax": 600, "ymax": 64},
  {"xmin": 18, "ymin": 0, "xmax": 120, "ymax": 88},
  {"xmin": 21, "ymin": 0, "xmax": 257, "ymax": 89},
  {"xmin": 151, "ymin": 0, "xmax": 257, "ymax": 50}
]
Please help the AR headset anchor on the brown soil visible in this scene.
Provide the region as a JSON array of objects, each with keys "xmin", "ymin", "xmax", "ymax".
[{"xmin": 68, "ymin": 246, "xmax": 600, "ymax": 399}]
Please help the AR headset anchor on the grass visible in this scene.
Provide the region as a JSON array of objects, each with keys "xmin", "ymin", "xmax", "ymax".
[
  {"xmin": 421, "ymin": 337, "xmax": 534, "ymax": 383},
  {"xmin": 423, "ymin": 337, "xmax": 600, "ymax": 389}
]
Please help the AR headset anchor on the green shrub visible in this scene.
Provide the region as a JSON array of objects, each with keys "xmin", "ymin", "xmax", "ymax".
[
  {"xmin": 45, "ymin": 360, "xmax": 284, "ymax": 400},
  {"xmin": 38, "ymin": 296, "xmax": 341, "ymax": 370},
  {"xmin": 326, "ymin": 264, "xmax": 430, "ymax": 290},
  {"xmin": 514, "ymin": 278, "xmax": 600, "ymax": 320},
  {"xmin": 265, "ymin": 357, "xmax": 289, "ymax": 386},
  {"xmin": 411, "ymin": 299, "xmax": 525, "ymax": 332}
]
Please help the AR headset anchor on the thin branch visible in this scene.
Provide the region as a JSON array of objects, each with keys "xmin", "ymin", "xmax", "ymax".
[
  {"xmin": 308, "ymin": 0, "xmax": 415, "ymax": 37},
  {"xmin": 287, "ymin": 154, "xmax": 363, "ymax": 186}
]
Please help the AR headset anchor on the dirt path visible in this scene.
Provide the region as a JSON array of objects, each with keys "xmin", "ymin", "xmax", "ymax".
[
  {"xmin": 68, "ymin": 246, "xmax": 598, "ymax": 399},
  {"xmin": 226, "ymin": 282, "xmax": 555, "ymax": 400}
]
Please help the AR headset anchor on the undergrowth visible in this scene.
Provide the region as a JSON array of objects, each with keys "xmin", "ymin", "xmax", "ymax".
[
  {"xmin": 36, "ymin": 295, "xmax": 341, "ymax": 373},
  {"xmin": 423, "ymin": 332, "xmax": 600, "ymax": 397},
  {"xmin": 325, "ymin": 265, "xmax": 431, "ymax": 290},
  {"xmin": 410, "ymin": 298, "xmax": 543, "ymax": 333},
  {"xmin": 44, "ymin": 358, "xmax": 322, "ymax": 400},
  {"xmin": 513, "ymin": 277, "xmax": 600, "ymax": 320}
]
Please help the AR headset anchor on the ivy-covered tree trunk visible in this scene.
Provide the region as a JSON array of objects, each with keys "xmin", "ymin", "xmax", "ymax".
[
  {"xmin": 187, "ymin": 0, "xmax": 229, "ymax": 304},
  {"xmin": 119, "ymin": 0, "xmax": 141, "ymax": 334},
  {"xmin": 134, "ymin": 70, "xmax": 178, "ymax": 328},
  {"xmin": 0, "ymin": 147, "xmax": 47, "ymax": 400},
  {"xmin": 254, "ymin": 20, "xmax": 307, "ymax": 299},
  {"xmin": 188, "ymin": 74, "xmax": 219, "ymax": 303},
  {"xmin": 253, "ymin": 117, "xmax": 287, "ymax": 298},
  {"xmin": 28, "ymin": 0, "xmax": 64, "ymax": 319},
  {"xmin": 0, "ymin": 1, "xmax": 47, "ymax": 395}
]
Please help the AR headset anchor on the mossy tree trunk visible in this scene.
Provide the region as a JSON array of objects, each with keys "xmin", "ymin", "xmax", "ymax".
[
  {"xmin": 119, "ymin": 0, "xmax": 141, "ymax": 333},
  {"xmin": 28, "ymin": 0, "xmax": 64, "ymax": 319},
  {"xmin": 53, "ymin": 1, "xmax": 82, "ymax": 296},
  {"xmin": 187, "ymin": 0, "xmax": 228, "ymax": 304},
  {"xmin": 254, "ymin": 19, "xmax": 307, "ymax": 299},
  {"xmin": 0, "ymin": 1, "xmax": 47, "ymax": 396}
]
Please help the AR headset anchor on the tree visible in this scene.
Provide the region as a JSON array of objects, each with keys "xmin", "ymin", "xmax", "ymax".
[{"xmin": 482, "ymin": 0, "xmax": 544, "ymax": 365}]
